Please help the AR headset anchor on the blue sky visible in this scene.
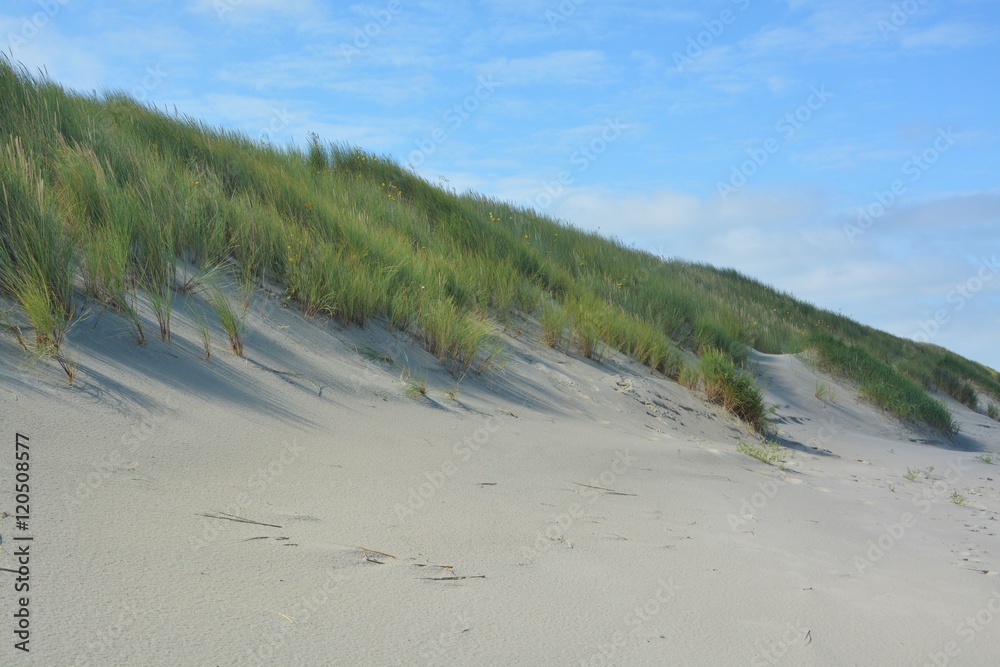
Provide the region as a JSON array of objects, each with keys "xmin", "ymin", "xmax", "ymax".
[{"xmin": 4, "ymin": 0, "xmax": 999, "ymax": 370}]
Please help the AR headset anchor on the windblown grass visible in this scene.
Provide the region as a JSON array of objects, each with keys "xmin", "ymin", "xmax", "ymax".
[
  {"xmin": 539, "ymin": 300, "xmax": 568, "ymax": 349},
  {"xmin": 809, "ymin": 333, "xmax": 955, "ymax": 434},
  {"xmin": 0, "ymin": 58, "xmax": 995, "ymax": 430},
  {"xmin": 206, "ymin": 287, "xmax": 246, "ymax": 356},
  {"xmin": 698, "ymin": 348, "xmax": 767, "ymax": 432}
]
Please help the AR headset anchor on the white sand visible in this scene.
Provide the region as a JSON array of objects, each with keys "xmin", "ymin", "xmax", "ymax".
[{"xmin": 2, "ymin": 289, "xmax": 999, "ymax": 666}]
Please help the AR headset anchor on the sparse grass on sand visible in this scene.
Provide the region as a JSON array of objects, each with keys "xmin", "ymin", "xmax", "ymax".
[
  {"xmin": 815, "ymin": 380, "xmax": 836, "ymax": 404},
  {"xmin": 403, "ymin": 373, "xmax": 428, "ymax": 398},
  {"xmin": 737, "ymin": 440, "xmax": 786, "ymax": 467},
  {"xmin": 808, "ymin": 333, "xmax": 957, "ymax": 435}
]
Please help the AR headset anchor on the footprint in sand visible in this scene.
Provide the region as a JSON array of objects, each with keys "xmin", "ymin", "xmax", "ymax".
[{"xmin": 953, "ymin": 543, "xmax": 997, "ymax": 575}]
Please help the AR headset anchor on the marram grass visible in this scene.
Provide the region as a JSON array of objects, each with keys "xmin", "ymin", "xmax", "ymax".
[{"xmin": 0, "ymin": 57, "xmax": 997, "ymax": 435}]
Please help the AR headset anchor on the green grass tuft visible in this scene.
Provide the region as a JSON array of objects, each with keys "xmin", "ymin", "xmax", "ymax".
[
  {"xmin": 539, "ymin": 300, "xmax": 568, "ymax": 349},
  {"xmin": 207, "ymin": 287, "xmax": 246, "ymax": 356},
  {"xmin": 736, "ymin": 440, "xmax": 786, "ymax": 467},
  {"xmin": 699, "ymin": 348, "xmax": 767, "ymax": 432}
]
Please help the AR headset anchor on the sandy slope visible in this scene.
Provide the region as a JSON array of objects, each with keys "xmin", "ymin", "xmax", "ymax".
[{"xmin": 1, "ymin": 289, "xmax": 998, "ymax": 666}]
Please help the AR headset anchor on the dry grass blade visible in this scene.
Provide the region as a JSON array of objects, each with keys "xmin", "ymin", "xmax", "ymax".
[
  {"xmin": 196, "ymin": 511, "xmax": 283, "ymax": 528},
  {"xmin": 571, "ymin": 482, "xmax": 637, "ymax": 496},
  {"xmin": 357, "ymin": 546, "xmax": 396, "ymax": 559}
]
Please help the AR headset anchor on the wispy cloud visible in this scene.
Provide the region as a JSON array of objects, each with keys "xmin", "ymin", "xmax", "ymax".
[
  {"xmin": 477, "ymin": 50, "xmax": 613, "ymax": 86},
  {"xmin": 900, "ymin": 22, "xmax": 995, "ymax": 49}
]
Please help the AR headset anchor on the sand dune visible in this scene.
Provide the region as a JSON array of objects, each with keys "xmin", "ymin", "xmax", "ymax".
[{"xmin": 2, "ymin": 291, "xmax": 998, "ymax": 665}]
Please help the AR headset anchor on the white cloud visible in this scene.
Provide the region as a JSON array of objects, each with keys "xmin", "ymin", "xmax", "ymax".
[{"xmin": 0, "ymin": 17, "xmax": 108, "ymax": 92}]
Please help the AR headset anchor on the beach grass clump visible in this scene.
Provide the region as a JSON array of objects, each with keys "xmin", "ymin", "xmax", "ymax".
[
  {"xmin": 987, "ymin": 403, "xmax": 1000, "ymax": 421},
  {"xmin": 931, "ymin": 365, "xmax": 979, "ymax": 411},
  {"xmin": 0, "ymin": 139, "xmax": 77, "ymax": 383},
  {"xmin": 809, "ymin": 333, "xmax": 955, "ymax": 435},
  {"xmin": 815, "ymin": 381, "xmax": 836, "ymax": 404},
  {"xmin": 189, "ymin": 307, "xmax": 212, "ymax": 361},
  {"xmin": 565, "ymin": 296, "xmax": 605, "ymax": 361},
  {"xmin": 698, "ymin": 348, "xmax": 767, "ymax": 432},
  {"xmin": 539, "ymin": 300, "xmax": 569, "ymax": 349},
  {"xmin": 403, "ymin": 372, "xmax": 428, "ymax": 398},
  {"xmin": 418, "ymin": 298, "xmax": 499, "ymax": 373},
  {"xmin": 678, "ymin": 362, "xmax": 701, "ymax": 390},
  {"xmin": 207, "ymin": 287, "xmax": 246, "ymax": 356}
]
